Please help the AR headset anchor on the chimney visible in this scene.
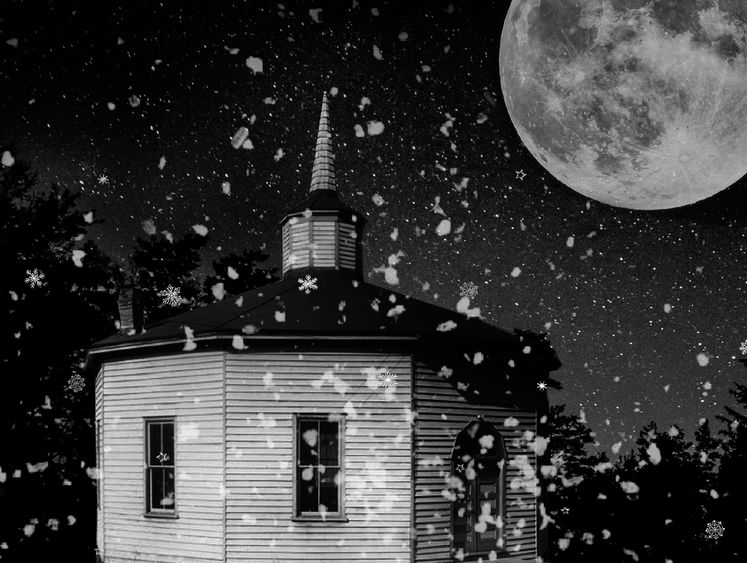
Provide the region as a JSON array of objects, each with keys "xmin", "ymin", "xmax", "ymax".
[{"xmin": 117, "ymin": 286, "xmax": 142, "ymax": 334}]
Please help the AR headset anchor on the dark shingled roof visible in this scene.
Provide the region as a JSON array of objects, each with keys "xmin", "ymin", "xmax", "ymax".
[{"xmin": 91, "ymin": 270, "xmax": 515, "ymax": 351}]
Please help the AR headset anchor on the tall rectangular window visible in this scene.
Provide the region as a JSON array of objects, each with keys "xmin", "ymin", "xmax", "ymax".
[
  {"xmin": 295, "ymin": 415, "xmax": 344, "ymax": 518},
  {"xmin": 145, "ymin": 419, "xmax": 176, "ymax": 516}
]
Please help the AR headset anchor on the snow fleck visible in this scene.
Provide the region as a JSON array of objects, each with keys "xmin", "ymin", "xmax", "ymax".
[
  {"xmin": 128, "ymin": 94, "xmax": 141, "ymax": 107},
  {"xmin": 566, "ymin": 236, "xmax": 575, "ymax": 248},
  {"xmin": 367, "ymin": 121, "xmax": 385, "ymax": 136},
  {"xmin": 354, "ymin": 124, "xmax": 365, "ymax": 137},
  {"xmin": 504, "ymin": 416, "xmax": 519, "ymax": 427},
  {"xmin": 620, "ymin": 481, "xmax": 639, "ymax": 494},
  {"xmin": 309, "ymin": 8, "xmax": 322, "ymax": 22},
  {"xmin": 646, "ymin": 443, "xmax": 661, "ymax": 465},
  {"xmin": 83, "ymin": 211, "xmax": 94, "ymax": 223},
  {"xmin": 740, "ymin": 339, "xmax": 747, "ymax": 355},
  {"xmin": 460, "ymin": 281, "xmax": 478, "ymax": 299},
  {"xmin": 232, "ymin": 335, "xmax": 246, "ymax": 350},
  {"xmin": 510, "ymin": 267, "xmax": 522, "ymax": 278},
  {"xmin": 231, "ymin": 126, "xmax": 249, "ymax": 149},
  {"xmin": 107, "ymin": 102, "xmax": 116, "ymax": 111},
  {"xmin": 1, "ymin": 151, "xmax": 15, "ymax": 167},
  {"xmin": 211, "ymin": 282, "xmax": 226, "ymax": 301},
  {"xmin": 72, "ymin": 249, "xmax": 86, "ymax": 267},
  {"xmin": 6, "ymin": 38, "xmax": 19, "ymax": 47},
  {"xmin": 612, "ymin": 441, "xmax": 622, "ymax": 454},
  {"xmin": 274, "ymin": 148, "xmax": 284, "ymax": 161},
  {"xmin": 329, "ymin": 87, "xmax": 339, "ymax": 96},
  {"xmin": 158, "ymin": 156, "xmax": 166, "ymax": 170},
  {"xmin": 437, "ymin": 320, "xmax": 458, "ymax": 332},
  {"xmin": 192, "ymin": 224, "xmax": 209, "ymax": 236},
  {"xmin": 227, "ymin": 266, "xmax": 239, "ymax": 280},
  {"xmin": 245, "ymin": 56, "xmax": 264, "ymax": 73},
  {"xmin": 222, "ymin": 181, "xmax": 231, "ymax": 195},
  {"xmin": 183, "ymin": 326, "xmax": 197, "ymax": 351},
  {"xmin": 373, "ymin": 44, "xmax": 383, "ymax": 60},
  {"xmin": 274, "ymin": 310, "xmax": 286, "ymax": 323},
  {"xmin": 398, "ymin": 31, "xmax": 409, "ymax": 41},
  {"xmin": 696, "ymin": 353, "xmax": 709, "ymax": 367},
  {"xmin": 344, "ymin": 400, "xmax": 357, "ymax": 418},
  {"xmin": 436, "ymin": 218, "xmax": 452, "ymax": 236},
  {"xmin": 372, "ymin": 193, "xmax": 385, "ymax": 206},
  {"xmin": 663, "ymin": 303, "xmax": 672, "ymax": 313}
]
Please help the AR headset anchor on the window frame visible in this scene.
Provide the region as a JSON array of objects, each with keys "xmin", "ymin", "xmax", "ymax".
[
  {"xmin": 143, "ymin": 417, "xmax": 178, "ymax": 519},
  {"xmin": 292, "ymin": 413, "xmax": 347, "ymax": 522},
  {"xmin": 450, "ymin": 419, "xmax": 506, "ymax": 559}
]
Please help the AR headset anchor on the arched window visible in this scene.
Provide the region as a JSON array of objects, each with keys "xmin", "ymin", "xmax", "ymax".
[{"xmin": 450, "ymin": 418, "xmax": 506, "ymax": 558}]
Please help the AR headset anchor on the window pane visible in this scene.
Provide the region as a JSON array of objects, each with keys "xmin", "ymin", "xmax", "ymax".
[
  {"xmin": 297, "ymin": 466, "xmax": 318, "ymax": 513},
  {"xmin": 319, "ymin": 467, "xmax": 339, "ymax": 512},
  {"xmin": 148, "ymin": 423, "xmax": 162, "ymax": 465},
  {"xmin": 319, "ymin": 421, "xmax": 339, "ymax": 466},
  {"xmin": 162, "ymin": 422, "xmax": 174, "ymax": 459},
  {"xmin": 298, "ymin": 420, "xmax": 319, "ymax": 466}
]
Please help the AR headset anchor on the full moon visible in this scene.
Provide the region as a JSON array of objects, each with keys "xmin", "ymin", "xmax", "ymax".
[{"xmin": 499, "ymin": 0, "xmax": 747, "ymax": 210}]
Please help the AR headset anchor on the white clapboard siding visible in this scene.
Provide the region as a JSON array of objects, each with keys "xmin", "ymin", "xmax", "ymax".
[
  {"xmin": 100, "ymin": 352, "xmax": 226, "ymax": 563},
  {"xmin": 414, "ymin": 360, "xmax": 539, "ymax": 562},
  {"xmin": 225, "ymin": 352, "xmax": 412, "ymax": 563},
  {"xmin": 95, "ymin": 367, "xmax": 104, "ymax": 554},
  {"xmin": 338, "ymin": 222, "xmax": 357, "ymax": 270},
  {"xmin": 310, "ymin": 220, "xmax": 337, "ymax": 267}
]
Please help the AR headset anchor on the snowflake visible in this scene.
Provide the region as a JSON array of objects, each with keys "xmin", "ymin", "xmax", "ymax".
[
  {"xmin": 67, "ymin": 374, "xmax": 85, "ymax": 393},
  {"xmin": 98, "ymin": 174, "xmax": 109, "ymax": 185},
  {"xmin": 158, "ymin": 285, "xmax": 182, "ymax": 306},
  {"xmin": 536, "ymin": 381, "xmax": 548, "ymax": 391},
  {"xmin": 156, "ymin": 452, "xmax": 170, "ymax": 464},
  {"xmin": 298, "ymin": 274, "xmax": 318, "ymax": 294},
  {"xmin": 705, "ymin": 520, "xmax": 725, "ymax": 540},
  {"xmin": 25, "ymin": 269, "xmax": 46, "ymax": 288},
  {"xmin": 740, "ymin": 339, "xmax": 747, "ymax": 355},
  {"xmin": 515, "ymin": 169, "xmax": 527, "ymax": 181},
  {"xmin": 377, "ymin": 370, "xmax": 397, "ymax": 388},
  {"xmin": 459, "ymin": 281, "xmax": 478, "ymax": 300}
]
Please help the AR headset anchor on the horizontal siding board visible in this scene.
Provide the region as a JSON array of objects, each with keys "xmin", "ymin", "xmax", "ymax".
[{"xmin": 414, "ymin": 360, "xmax": 539, "ymax": 561}]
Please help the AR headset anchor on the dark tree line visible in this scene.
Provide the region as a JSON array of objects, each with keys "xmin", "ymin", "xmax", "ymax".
[{"xmin": 0, "ymin": 157, "xmax": 744, "ymax": 562}]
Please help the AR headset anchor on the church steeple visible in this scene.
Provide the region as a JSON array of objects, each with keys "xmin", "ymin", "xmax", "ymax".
[
  {"xmin": 309, "ymin": 92, "xmax": 336, "ymax": 192},
  {"xmin": 279, "ymin": 92, "xmax": 366, "ymax": 278}
]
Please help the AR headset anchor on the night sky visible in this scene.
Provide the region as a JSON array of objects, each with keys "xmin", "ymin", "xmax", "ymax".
[{"xmin": 2, "ymin": 0, "xmax": 746, "ymax": 453}]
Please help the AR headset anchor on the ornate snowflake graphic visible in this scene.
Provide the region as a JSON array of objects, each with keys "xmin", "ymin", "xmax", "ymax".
[
  {"xmin": 25, "ymin": 269, "xmax": 45, "ymax": 288},
  {"xmin": 67, "ymin": 374, "xmax": 85, "ymax": 393},
  {"xmin": 156, "ymin": 452, "xmax": 170, "ymax": 464},
  {"xmin": 158, "ymin": 285, "xmax": 182, "ymax": 306},
  {"xmin": 536, "ymin": 381, "xmax": 548, "ymax": 391},
  {"xmin": 298, "ymin": 274, "xmax": 318, "ymax": 294},
  {"xmin": 740, "ymin": 339, "xmax": 747, "ymax": 355},
  {"xmin": 515, "ymin": 169, "xmax": 527, "ymax": 181},
  {"xmin": 377, "ymin": 370, "xmax": 398, "ymax": 388},
  {"xmin": 705, "ymin": 520, "xmax": 725, "ymax": 540},
  {"xmin": 459, "ymin": 281, "xmax": 478, "ymax": 300},
  {"xmin": 97, "ymin": 174, "xmax": 109, "ymax": 185}
]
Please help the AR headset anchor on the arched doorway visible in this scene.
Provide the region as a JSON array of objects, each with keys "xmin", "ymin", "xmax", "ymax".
[{"xmin": 450, "ymin": 418, "xmax": 506, "ymax": 558}]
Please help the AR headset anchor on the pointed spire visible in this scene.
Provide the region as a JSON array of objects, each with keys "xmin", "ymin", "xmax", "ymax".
[{"xmin": 309, "ymin": 91, "xmax": 337, "ymax": 192}]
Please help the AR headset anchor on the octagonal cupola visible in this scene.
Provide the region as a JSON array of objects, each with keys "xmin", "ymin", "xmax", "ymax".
[{"xmin": 280, "ymin": 92, "xmax": 366, "ymax": 277}]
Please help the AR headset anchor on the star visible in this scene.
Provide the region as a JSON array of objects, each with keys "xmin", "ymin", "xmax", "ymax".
[
  {"xmin": 455, "ymin": 463, "xmax": 466, "ymax": 473},
  {"xmin": 561, "ymin": 507, "xmax": 570, "ymax": 515},
  {"xmin": 515, "ymin": 169, "xmax": 527, "ymax": 181},
  {"xmin": 98, "ymin": 174, "xmax": 109, "ymax": 184},
  {"xmin": 537, "ymin": 381, "xmax": 548, "ymax": 391},
  {"xmin": 156, "ymin": 451, "xmax": 170, "ymax": 464}
]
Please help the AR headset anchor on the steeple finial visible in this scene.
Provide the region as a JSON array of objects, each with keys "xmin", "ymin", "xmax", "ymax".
[{"xmin": 309, "ymin": 91, "xmax": 336, "ymax": 192}]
